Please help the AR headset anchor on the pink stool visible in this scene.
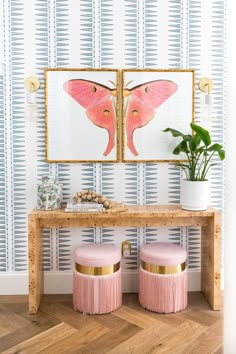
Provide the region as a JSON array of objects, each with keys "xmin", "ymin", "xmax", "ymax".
[
  {"xmin": 139, "ymin": 242, "xmax": 187, "ymax": 313},
  {"xmin": 73, "ymin": 243, "xmax": 122, "ymax": 314}
]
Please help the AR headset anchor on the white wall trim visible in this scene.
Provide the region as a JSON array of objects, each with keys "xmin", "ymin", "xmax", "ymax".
[
  {"xmin": 0, "ymin": 270, "xmax": 201, "ymax": 295},
  {"xmin": 0, "ymin": 272, "xmax": 28, "ymax": 295}
]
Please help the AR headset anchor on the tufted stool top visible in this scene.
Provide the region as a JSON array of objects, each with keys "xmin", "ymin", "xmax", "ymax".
[
  {"xmin": 140, "ymin": 242, "xmax": 187, "ymax": 266},
  {"xmin": 74, "ymin": 243, "xmax": 121, "ymax": 267}
]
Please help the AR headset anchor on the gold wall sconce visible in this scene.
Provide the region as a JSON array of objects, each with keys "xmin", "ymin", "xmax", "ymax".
[
  {"xmin": 24, "ymin": 76, "xmax": 40, "ymax": 120},
  {"xmin": 24, "ymin": 76, "xmax": 40, "ymax": 92},
  {"xmin": 199, "ymin": 77, "xmax": 213, "ymax": 121},
  {"xmin": 198, "ymin": 77, "xmax": 213, "ymax": 94},
  {"xmin": 199, "ymin": 77, "xmax": 213, "ymax": 103}
]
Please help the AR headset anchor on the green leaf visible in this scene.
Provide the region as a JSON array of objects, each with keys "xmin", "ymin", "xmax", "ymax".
[
  {"xmin": 163, "ymin": 128, "xmax": 185, "ymax": 138},
  {"xmin": 190, "ymin": 123, "xmax": 211, "ymax": 146},
  {"xmin": 195, "ymin": 146, "xmax": 205, "ymax": 154},
  {"xmin": 184, "ymin": 134, "xmax": 193, "ymax": 141},
  {"xmin": 218, "ymin": 149, "xmax": 225, "ymax": 160},
  {"xmin": 189, "ymin": 134, "xmax": 201, "ymax": 151},
  {"xmin": 173, "ymin": 140, "xmax": 189, "ymax": 155},
  {"xmin": 207, "ymin": 143, "xmax": 223, "ymax": 152}
]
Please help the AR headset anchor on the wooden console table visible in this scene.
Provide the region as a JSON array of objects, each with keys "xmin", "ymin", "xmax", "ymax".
[{"xmin": 28, "ymin": 205, "xmax": 221, "ymax": 314}]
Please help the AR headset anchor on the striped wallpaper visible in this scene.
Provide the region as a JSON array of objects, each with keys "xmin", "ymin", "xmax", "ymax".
[{"xmin": 0, "ymin": 0, "xmax": 225, "ymax": 291}]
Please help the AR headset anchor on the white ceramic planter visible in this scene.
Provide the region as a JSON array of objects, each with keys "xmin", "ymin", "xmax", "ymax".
[{"xmin": 181, "ymin": 179, "xmax": 209, "ymax": 211}]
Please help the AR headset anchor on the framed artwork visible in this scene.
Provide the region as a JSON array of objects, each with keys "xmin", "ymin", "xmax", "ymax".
[
  {"xmin": 45, "ymin": 68, "xmax": 119, "ymax": 162},
  {"xmin": 122, "ymin": 69, "xmax": 195, "ymax": 162}
]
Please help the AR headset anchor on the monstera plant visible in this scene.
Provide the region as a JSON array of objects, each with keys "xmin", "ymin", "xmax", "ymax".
[{"xmin": 163, "ymin": 122, "xmax": 225, "ymax": 210}]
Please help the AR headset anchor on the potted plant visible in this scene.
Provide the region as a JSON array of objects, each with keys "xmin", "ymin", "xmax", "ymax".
[{"xmin": 163, "ymin": 123, "xmax": 225, "ymax": 210}]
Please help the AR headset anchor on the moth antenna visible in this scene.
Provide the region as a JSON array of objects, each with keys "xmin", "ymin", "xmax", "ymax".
[
  {"xmin": 126, "ymin": 80, "xmax": 133, "ymax": 88},
  {"xmin": 108, "ymin": 80, "xmax": 116, "ymax": 87}
]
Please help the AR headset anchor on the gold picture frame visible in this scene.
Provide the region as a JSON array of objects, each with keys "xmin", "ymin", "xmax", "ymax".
[
  {"xmin": 45, "ymin": 68, "xmax": 120, "ymax": 163},
  {"xmin": 122, "ymin": 69, "xmax": 195, "ymax": 162}
]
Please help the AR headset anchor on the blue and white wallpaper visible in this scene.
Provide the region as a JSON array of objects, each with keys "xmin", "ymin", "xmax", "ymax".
[{"xmin": 0, "ymin": 0, "xmax": 225, "ymax": 291}]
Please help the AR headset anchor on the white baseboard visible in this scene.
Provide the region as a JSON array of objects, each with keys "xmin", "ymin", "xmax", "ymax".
[
  {"xmin": 0, "ymin": 270, "xmax": 202, "ymax": 295},
  {"xmin": 0, "ymin": 272, "xmax": 28, "ymax": 295}
]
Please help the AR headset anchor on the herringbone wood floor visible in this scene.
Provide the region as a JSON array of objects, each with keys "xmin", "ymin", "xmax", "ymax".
[{"xmin": 0, "ymin": 293, "xmax": 223, "ymax": 354}]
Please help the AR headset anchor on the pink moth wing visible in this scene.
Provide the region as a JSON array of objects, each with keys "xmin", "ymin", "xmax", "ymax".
[
  {"xmin": 125, "ymin": 80, "xmax": 178, "ymax": 156},
  {"xmin": 63, "ymin": 79, "xmax": 117, "ymax": 156}
]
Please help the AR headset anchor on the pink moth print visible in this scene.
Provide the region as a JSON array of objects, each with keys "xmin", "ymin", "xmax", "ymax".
[
  {"xmin": 123, "ymin": 80, "xmax": 178, "ymax": 156},
  {"xmin": 63, "ymin": 79, "xmax": 117, "ymax": 156}
]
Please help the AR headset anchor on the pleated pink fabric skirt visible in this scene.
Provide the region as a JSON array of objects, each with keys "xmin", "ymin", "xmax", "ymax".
[
  {"xmin": 73, "ymin": 268, "xmax": 122, "ymax": 314},
  {"xmin": 139, "ymin": 267, "xmax": 188, "ymax": 313}
]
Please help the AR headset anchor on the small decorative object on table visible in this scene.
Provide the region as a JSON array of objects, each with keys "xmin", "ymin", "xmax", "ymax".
[
  {"xmin": 37, "ymin": 175, "xmax": 63, "ymax": 210},
  {"xmin": 65, "ymin": 201, "xmax": 104, "ymax": 213},
  {"xmin": 68, "ymin": 190, "xmax": 128, "ymax": 213},
  {"xmin": 163, "ymin": 123, "xmax": 225, "ymax": 210}
]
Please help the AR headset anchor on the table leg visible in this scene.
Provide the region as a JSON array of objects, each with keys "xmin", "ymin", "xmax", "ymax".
[
  {"xmin": 201, "ymin": 212, "xmax": 221, "ymax": 310},
  {"xmin": 28, "ymin": 215, "xmax": 44, "ymax": 314}
]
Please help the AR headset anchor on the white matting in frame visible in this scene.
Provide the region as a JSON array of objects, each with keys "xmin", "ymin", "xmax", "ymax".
[
  {"xmin": 45, "ymin": 68, "xmax": 119, "ymax": 162},
  {"xmin": 122, "ymin": 69, "xmax": 195, "ymax": 162}
]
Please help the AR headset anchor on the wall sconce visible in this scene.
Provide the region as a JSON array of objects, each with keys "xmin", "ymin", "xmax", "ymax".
[
  {"xmin": 24, "ymin": 76, "xmax": 40, "ymax": 121},
  {"xmin": 199, "ymin": 77, "xmax": 213, "ymax": 121}
]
